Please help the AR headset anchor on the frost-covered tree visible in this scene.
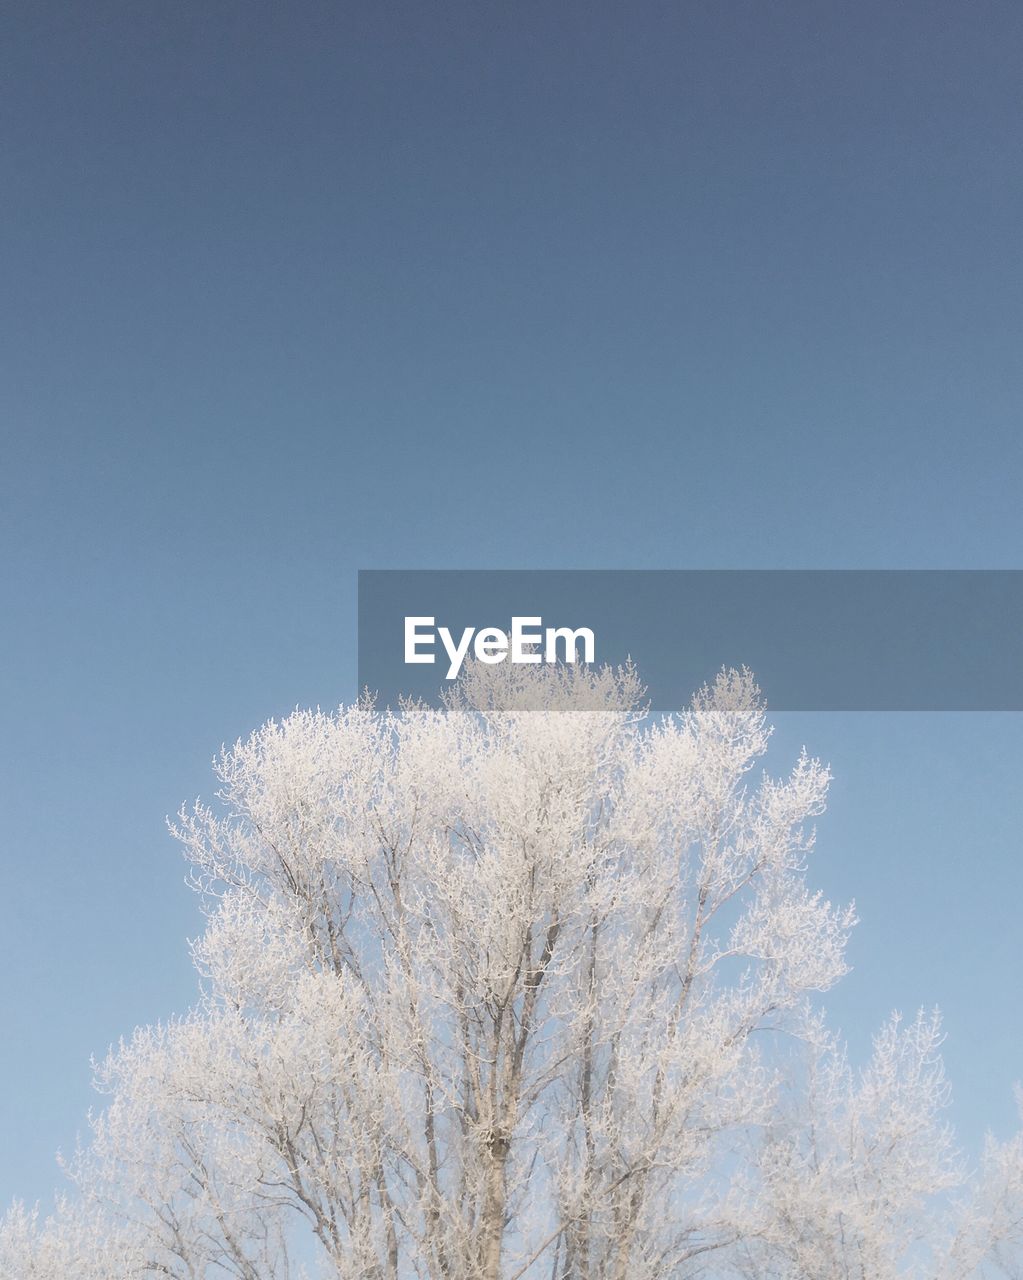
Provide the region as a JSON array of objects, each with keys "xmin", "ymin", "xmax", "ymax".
[
  {"xmin": 940, "ymin": 1091, "xmax": 1023, "ymax": 1280},
  {"xmin": 728, "ymin": 1008, "xmax": 961, "ymax": 1279},
  {"xmin": 2, "ymin": 663, "xmax": 1022, "ymax": 1278}
]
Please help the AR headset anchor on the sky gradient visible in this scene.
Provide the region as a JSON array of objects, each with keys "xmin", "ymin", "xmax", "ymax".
[{"xmin": 2, "ymin": 0, "xmax": 1022, "ymax": 1210}]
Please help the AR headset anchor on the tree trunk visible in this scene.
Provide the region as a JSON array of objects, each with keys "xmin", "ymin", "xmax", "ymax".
[{"xmin": 479, "ymin": 1133, "xmax": 510, "ymax": 1280}]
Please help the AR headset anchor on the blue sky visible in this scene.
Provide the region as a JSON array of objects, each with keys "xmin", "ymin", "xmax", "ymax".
[{"xmin": 2, "ymin": 0, "xmax": 1022, "ymax": 1209}]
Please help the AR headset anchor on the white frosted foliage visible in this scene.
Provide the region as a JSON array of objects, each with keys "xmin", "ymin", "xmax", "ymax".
[{"xmin": 3, "ymin": 664, "xmax": 1021, "ymax": 1278}]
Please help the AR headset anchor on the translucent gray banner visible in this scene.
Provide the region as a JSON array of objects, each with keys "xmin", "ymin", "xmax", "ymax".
[{"xmin": 357, "ymin": 570, "xmax": 1023, "ymax": 711}]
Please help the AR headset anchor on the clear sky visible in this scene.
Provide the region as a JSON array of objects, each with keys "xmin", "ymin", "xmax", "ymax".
[{"xmin": 2, "ymin": 0, "xmax": 1022, "ymax": 1210}]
